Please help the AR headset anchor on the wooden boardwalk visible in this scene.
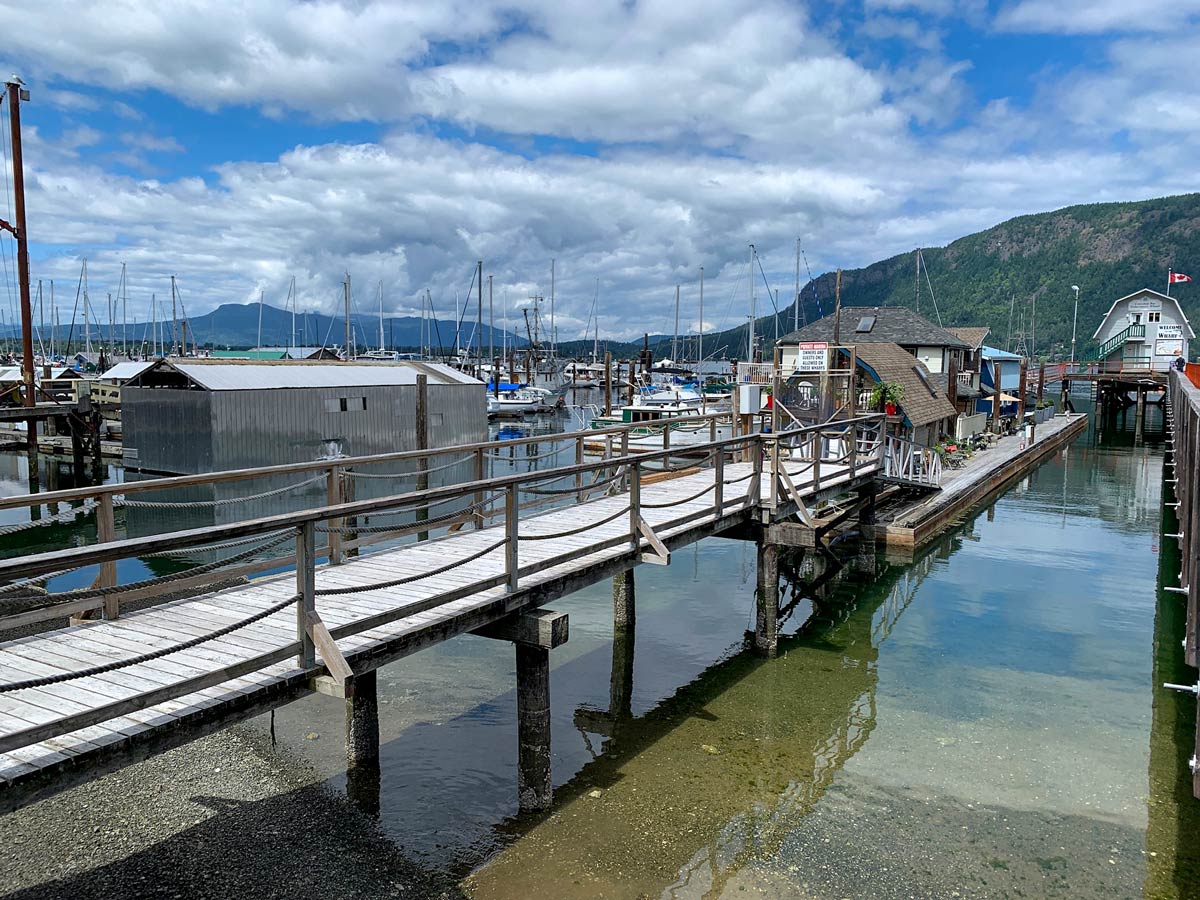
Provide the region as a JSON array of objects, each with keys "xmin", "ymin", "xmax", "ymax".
[{"xmin": 0, "ymin": 432, "xmax": 883, "ymax": 810}]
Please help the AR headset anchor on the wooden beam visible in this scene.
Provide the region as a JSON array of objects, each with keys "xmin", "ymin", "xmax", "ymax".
[
  {"xmin": 765, "ymin": 521, "xmax": 816, "ymax": 548},
  {"xmin": 306, "ymin": 610, "xmax": 352, "ymax": 684},
  {"xmin": 637, "ymin": 516, "xmax": 671, "ymax": 565},
  {"xmin": 473, "ymin": 608, "xmax": 569, "ymax": 649}
]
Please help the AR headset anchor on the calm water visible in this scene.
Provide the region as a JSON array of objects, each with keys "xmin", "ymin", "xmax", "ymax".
[{"xmin": 1, "ymin": 399, "xmax": 1197, "ymax": 898}]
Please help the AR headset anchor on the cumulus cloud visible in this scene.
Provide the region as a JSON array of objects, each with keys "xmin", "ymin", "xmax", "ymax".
[
  {"xmin": 0, "ymin": 0, "xmax": 1195, "ymax": 343},
  {"xmin": 996, "ymin": 0, "xmax": 1200, "ymax": 34}
]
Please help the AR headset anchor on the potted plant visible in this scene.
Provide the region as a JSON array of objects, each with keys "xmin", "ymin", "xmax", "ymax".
[{"xmin": 869, "ymin": 381, "xmax": 905, "ymax": 416}]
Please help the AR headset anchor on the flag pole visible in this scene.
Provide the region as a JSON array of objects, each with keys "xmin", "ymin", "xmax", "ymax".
[{"xmin": 1168, "ymin": 268, "xmax": 1172, "ymax": 298}]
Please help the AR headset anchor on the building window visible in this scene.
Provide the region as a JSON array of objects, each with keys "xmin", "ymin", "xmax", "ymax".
[{"xmin": 1147, "ymin": 312, "xmax": 1161, "ymax": 323}]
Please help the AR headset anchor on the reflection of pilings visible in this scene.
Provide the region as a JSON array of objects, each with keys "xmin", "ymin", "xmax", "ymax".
[
  {"xmin": 855, "ymin": 483, "xmax": 877, "ymax": 576},
  {"xmin": 478, "ymin": 546, "xmax": 947, "ymax": 899}
]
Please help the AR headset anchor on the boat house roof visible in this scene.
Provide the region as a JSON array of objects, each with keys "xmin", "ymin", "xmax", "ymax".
[
  {"xmin": 841, "ymin": 342, "xmax": 957, "ymax": 428},
  {"xmin": 781, "ymin": 307, "xmax": 971, "ymax": 350},
  {"xmin": 1091, "ymin": 288, "xmax": 1196, "ymax": 340},
  {"xmin": 129, "ymin": 359, "xmax": 478, "ymax": 391}
]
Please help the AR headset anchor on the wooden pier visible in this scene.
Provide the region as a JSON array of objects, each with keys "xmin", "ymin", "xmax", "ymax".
[
  {"xmin": 1164, "ymin": 365, "xmax": 1200, "ymax": 797},
  {"xmin": 0, "ymin": 412, "xmax": 946, "ymax": 813}
]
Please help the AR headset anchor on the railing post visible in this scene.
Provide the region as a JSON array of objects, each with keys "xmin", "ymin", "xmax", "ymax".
[
  {"xmin": 848, "ymin": 424, "xmax": 857, "ymax": 479},
  {"xmin": 474, "ymin": 448, "xmax": 486, "ymax": 529},
  {"xmin": 769, "ymin": 435, "xmax": 779, "ymax": 509},
  {"xmin": 575, "ymin": 435, "xmax": 585, "ymax": 502},
  {"xmin": 620, "ymin": 429, "xmax": 630, "ymax": 490},
  {"xmin": 748, "ymin": 439, "xmax": 762, "ymax": 509},
  {"xmin": 297, "ymin": 521, "xmax": 316, "ymax": 668},
  {"xmin": 813, "ymin": 430, "xmax": 822, "ymax": 491},
  {"xmin": 713, "ymin": 447, "xmax": 724, "ymax": 516},
  {"xmin": 710, "ymin": 417, "xmax": 716, "ymax": 442},
  {"xmin": 326, "ymin": 465, "xmax": 343, "ymax": 565},
  {"xmin": 98, "ymin": 493, "xmax": 119, "ymax": 619},
  {"xmin": 505, "ymin": 484, "xmax": 519, "ymax": 592},
  {"xmin": 628, "ymin": 460, "xmax": 641, "ymax": 551},
  {"xmin": 662, "ymin": 423, "xmax": 670, "ymax": 451}
]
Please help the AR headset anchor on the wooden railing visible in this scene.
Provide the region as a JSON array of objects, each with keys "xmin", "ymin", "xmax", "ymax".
[{"xmin": 0, "ymin": 413, "xmax": 888, "ymax": 633}]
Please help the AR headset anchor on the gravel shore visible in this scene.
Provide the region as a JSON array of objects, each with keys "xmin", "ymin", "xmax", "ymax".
[{"xmin": 0, "ymin": 725, "xmax": 463, "ymax": 900}]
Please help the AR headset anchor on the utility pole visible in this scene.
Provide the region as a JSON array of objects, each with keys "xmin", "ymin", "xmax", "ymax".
[
  {"xmin": 2, "ymin": 77, "xmax": 35, "ymax": 470},
  {"xmin": 1070, "ymin": 285, "xmax": 1080, "ymax": 363}
]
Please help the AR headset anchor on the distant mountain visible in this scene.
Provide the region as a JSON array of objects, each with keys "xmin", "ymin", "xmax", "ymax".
[
  {"xmin": 21, "ymin": 301, "xmax": 528, "ymax": 355},
  {"xmin": 703, "ymin": 193, "xmax": 1200, "ymax": 361}
]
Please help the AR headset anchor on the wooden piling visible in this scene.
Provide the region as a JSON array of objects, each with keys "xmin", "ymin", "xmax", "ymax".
[
  {"xmin": 613, "ymin": 569, "xmax": 635, "ymax": 628},
  {"xmin": 516, "ymin": 643, "xmax": 552, "ymax": 810},
  {"xmin": 754, "ymin": 539, "xmax": 779, "ymax": 657}
]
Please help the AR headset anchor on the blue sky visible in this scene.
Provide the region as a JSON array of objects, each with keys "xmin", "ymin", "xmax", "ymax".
[{"xmin": 0, "ymin": 0, "xmax": 1197, "ymax": 341}]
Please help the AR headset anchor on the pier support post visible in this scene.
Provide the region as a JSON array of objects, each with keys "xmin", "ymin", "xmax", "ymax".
[
  {"xmin": 755, "ymin": 539, "xmax": 780, "ymax": 657},
  {"xmin": 613, "ymin": 569, "xmax": 635, "ymax": 629},
  {"xmin": 345, "ymin": 669, "xmax": 381, "ymax": 816},
  {"xmin": 473, "ymin": 608, "xmax": 569, "ymax": 812},
  {"xmin": 855, "ymin": 484, "xmax": 877, "ymax": 576}
]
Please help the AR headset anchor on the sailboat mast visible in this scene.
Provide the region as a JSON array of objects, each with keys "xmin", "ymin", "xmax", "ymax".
[
  {"xmin": 488, "ymin": 275, "xmax": 494, "ymax": 362},
  {"xmin": 171, "ymin": 275, "xmax": 179, "ymax": 355},
  {"xmin": 794, "ymin": 237, "xmax": 801, "ymax": 332},
  {"xmin": 476, "ymin": 260, "xmax": 483, "ymax": 364},
  {"xmin": 378, "ymin": 281, "xmax": 384, "ymax": 351},
  {"xmin": 698, "ymin": 266, "xmax": 704, "ymax": 368},
  {"xmin": 121, "ymin": 262, "xmax": 128, "ymax": 356},
  {"xmin": 151, "ymin": 293, "xmax": 157, "ymax": 357},
  {"xmin": 83, "ymin": 260, "xmax": 92, "ymax": 357},
  {"xmin": 550, "ymin": 258, "xmax": 555, "ymax": 357},
  {"xmin": 672, "ymin": 284, "xmax": 680, "ymax": 362},
  {"xmin": 747, "ymin": 244, "xmax": 755, "ymax": 362},
  {"xmin": 290, "ymin": 276, "xmax": 297, "ymax": 349},
  {"xmin": 344, "ymin": 274, "xmax": 352, "ymax": 359},
  {"xmin": 257, "ymin": 289, "xmax": 264, "ymax": 350}
]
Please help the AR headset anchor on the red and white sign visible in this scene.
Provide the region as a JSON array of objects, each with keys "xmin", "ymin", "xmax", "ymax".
[{"xmin": 1169, "ymin": 272, "xmax": 1193, "ymax": 284}]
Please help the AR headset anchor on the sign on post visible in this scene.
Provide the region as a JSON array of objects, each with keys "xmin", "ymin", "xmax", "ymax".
[{"xmin": 795, "ymin": 341, "xmax": 829, "ymax": 372}]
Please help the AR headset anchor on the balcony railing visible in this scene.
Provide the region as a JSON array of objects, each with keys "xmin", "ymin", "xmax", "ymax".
[{"xmin": 1094, "ymin": 323, "xmax": 1146, "ymax": 360}]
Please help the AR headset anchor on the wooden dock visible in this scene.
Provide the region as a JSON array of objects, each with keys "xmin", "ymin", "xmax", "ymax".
[
  {"xmin": 0, "ymin": 414, "xmax": 910, "ymax": 812},
  {"xmin": 1164, "ymin": 366, "xmax": 1200, "ymax": 798},
  {"xmin": 879, "ymin": 412, "xmax": 1089, "ymax": 550}
]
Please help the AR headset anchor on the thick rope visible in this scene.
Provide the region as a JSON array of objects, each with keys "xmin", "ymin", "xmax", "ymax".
[
  {"xmin": 315, "ymin": 498, "xmax": 491, "ymax": 534},
  {"xmin": 486, "ymin": 444, "xmax": 570, "ymax": 463},
  {"xmin": 0, "ymin": 593, "xmax": 301, "ymax": 693},
  {"xmin": 0, "ymin": 531, "xmax": 294, "ymax": 607},
  {"xmin": 641, "ymin": 482, "xmax": 717, "ymax": 509},
  {"xmin": 0, "ymin": 501, "xmax": 98, "ymax": 536},
  {"xmin": 519, "ymin": 504, "xmax": 631, "ymax": 541},
  {"xmin": 313, "ymin": 537, "xmax": 508, "ymax": 595},
  {"xmin": 117, "ymin": 475, "xmax": 325, "ymax": 509},
  {"xmin": 521, "ymin": 469, "xmax": 626, "ymax": 497},
  {"xmin": 345, "ymin": 454, "xmax": 473, "ymax": 479}
]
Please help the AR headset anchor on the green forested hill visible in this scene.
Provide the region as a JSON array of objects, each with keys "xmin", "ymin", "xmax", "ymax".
[{"xmin": 686, "ymin": 193, "xmax": 1200, "ymax": 363}]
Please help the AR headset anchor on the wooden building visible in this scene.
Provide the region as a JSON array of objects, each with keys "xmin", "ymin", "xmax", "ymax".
[{"xmin": 1092, "ymin": 288, "xmax": 1194, "ymax": 370}]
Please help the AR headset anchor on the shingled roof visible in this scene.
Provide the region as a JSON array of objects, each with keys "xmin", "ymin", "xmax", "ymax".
[
  {"xmin": 947, "ymin": 326, "xmax": 990, "ymax": 350},
  {"xmin": 781, "ymin": 307, "xmax": 970, "ymax": 350},
  {"xmin": 846, "ymin": 342, "xmax": 957, "ymax": 428}
]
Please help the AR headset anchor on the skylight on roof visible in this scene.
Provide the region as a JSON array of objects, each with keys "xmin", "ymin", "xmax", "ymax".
[{"xmin": 855, "ymin": 315, "xmax": 876, "ymax": 333}]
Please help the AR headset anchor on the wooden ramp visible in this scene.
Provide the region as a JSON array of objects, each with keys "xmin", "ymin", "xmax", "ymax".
[{"xmin": 0, "ymin": 432, "xmax": 881, "ymax": 811}]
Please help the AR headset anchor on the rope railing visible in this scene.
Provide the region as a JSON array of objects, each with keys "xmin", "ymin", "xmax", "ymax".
[
  {"xmin": 641, "ymin": 482, "xmax": 718, "ymax": 509},
  {"xmin": 313, "ymin": 536, "xmax": 508, "ymax": 596},
  {"xmin": 345, "ymin": 453, "xmax": 474, "ymax": 480},
  {"xmin": 0, "ymin": 531, "xmax": 294, "ymax": 607},
  {"xmin": 518, "ymin": 504, "xmax": 631, "ymax": 541},
  {"xmin": 0, "ymin": 501, "xmax": 99, "ymax": 536},
  {"xmin": 117, "ymin": 475, "xmax": 326, "ymax": 509},
  {"xmin": 0, "ymin": 592, "xmax": 302, "ymax": 693}
]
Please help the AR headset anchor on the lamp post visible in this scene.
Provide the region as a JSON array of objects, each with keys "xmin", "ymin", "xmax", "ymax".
[{"xmin": 1070, "ymin": 285, "xmax": 1080, "ymax": 364}]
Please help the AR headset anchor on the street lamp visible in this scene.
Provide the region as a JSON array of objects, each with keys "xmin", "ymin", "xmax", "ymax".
[{"xmin": 1070, "ymin": 285, "xmax": 1080, "ymax": 364}]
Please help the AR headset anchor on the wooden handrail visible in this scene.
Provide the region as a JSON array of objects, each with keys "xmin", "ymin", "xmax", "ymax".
[{"xmin": 0, "ymin": 414, "xmax": 886, "ymax": 583}]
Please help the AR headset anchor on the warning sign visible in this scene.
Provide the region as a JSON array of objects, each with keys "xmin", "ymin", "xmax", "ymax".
[{"xmin": 795, "ymin": 341, "xmax": 829, "ymax": 372}]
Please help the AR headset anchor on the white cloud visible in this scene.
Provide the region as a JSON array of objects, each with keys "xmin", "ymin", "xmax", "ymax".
[{"xmin": 996, "ymin": 0, "xmax": 1200, "ymax": 34}]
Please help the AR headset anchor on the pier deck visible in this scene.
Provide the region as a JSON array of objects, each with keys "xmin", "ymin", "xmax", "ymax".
[{"xmin": 0, "ymin": 431, "xmax": 880, "ymax": 811}]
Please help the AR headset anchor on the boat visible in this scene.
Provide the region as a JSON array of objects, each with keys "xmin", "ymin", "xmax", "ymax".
[{"xmin": 487, "ymin": 387, "xmax": 545, "ymax": 417}]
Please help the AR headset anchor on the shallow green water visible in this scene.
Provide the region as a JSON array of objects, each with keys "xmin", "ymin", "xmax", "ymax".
[
  {"xmin": 3, "ymin": 402, "xmax": 1196, "ymax": 898},
  {"xmin": 243, "ymin": 402, "xmax": 1199, "ymax": 897}
]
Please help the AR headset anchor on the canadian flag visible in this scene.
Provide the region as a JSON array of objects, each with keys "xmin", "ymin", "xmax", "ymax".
[{"xmin": 1169, "ymin": 271, "xmax": 1192, "ymax": 284}]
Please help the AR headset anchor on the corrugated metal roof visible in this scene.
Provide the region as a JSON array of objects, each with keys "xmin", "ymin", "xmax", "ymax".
[
  {"xmin": 159, "ymin": 360, "xmax": 478, "ymax": 391},
  {"xmin": 101, "ymin": 361, "xmax": 156, "ymax": 382}
]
